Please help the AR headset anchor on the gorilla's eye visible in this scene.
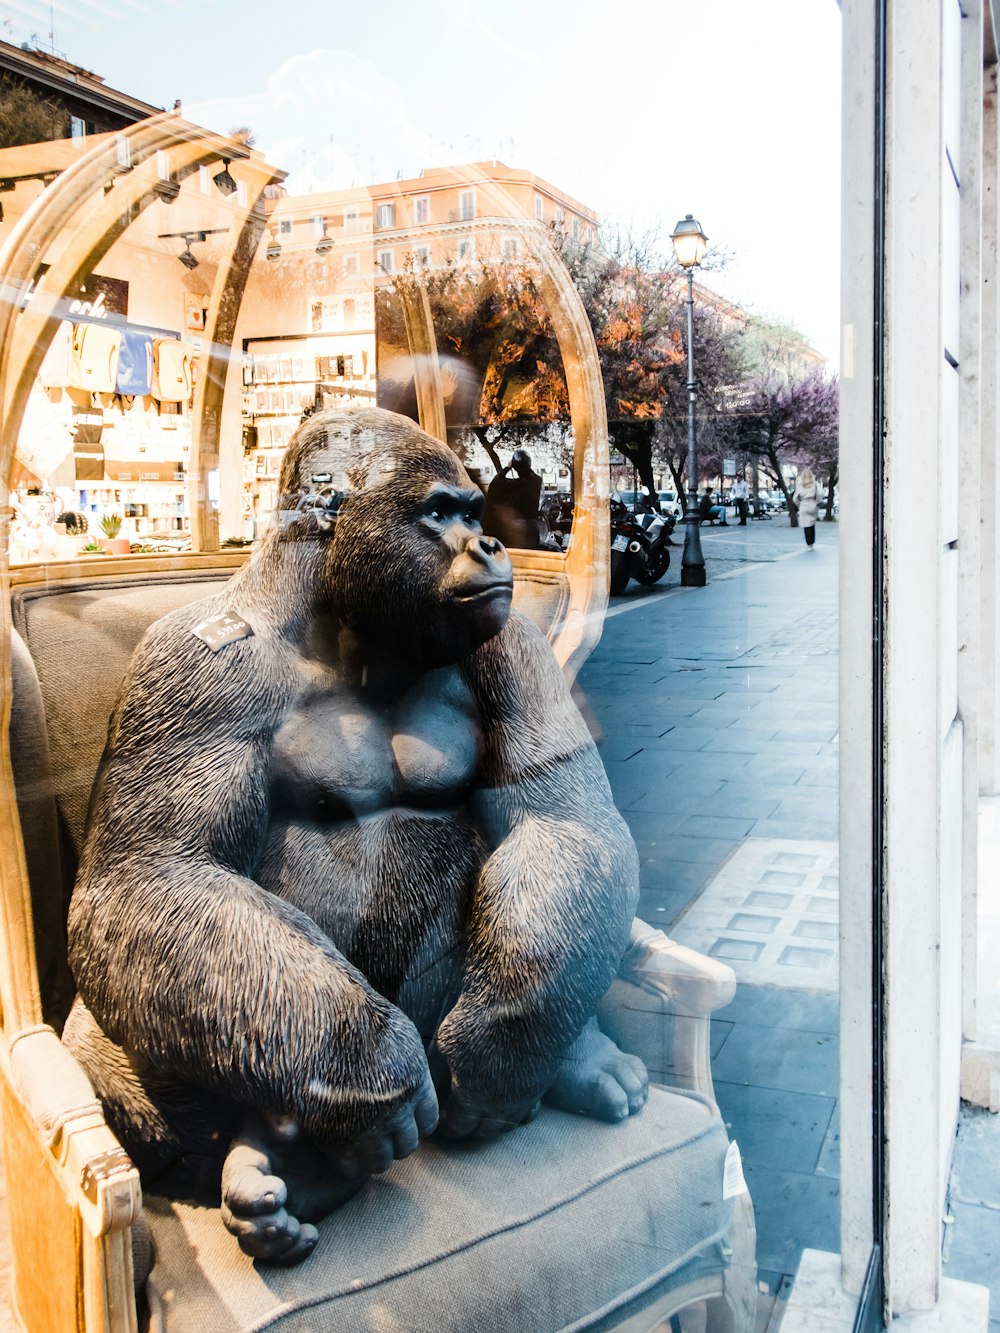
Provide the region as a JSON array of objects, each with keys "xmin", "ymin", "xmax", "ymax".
[{"xmin": 428, "ymin": 509, "xmax": 444, "ymax": 523}]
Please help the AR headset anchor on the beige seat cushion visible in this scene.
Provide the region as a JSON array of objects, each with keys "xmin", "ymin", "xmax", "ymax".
[{"xmin": 144, "ymin": 1088, "xmax": 734, "ymax": 1333}]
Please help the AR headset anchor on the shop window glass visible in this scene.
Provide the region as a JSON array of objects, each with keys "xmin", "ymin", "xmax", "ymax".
[{"xmin": 0, "ymin": 8, "xmax": 872, "ymax": 1327}]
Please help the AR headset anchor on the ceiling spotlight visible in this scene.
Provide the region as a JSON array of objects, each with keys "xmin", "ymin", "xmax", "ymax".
[
  {"xmin": 157, "ymin": 228, "xmax": 225, "ymax": 271},
  {"xmin": 153, "ymin": 177, "xmax": 180, "ymax": 203},
  {"xmin": 213, "ymin": 158, "xmax": 237, "ymax": 196},
  {"xmin": 316, "ymin": 220, "xmax": 333, "ymax": 255}
]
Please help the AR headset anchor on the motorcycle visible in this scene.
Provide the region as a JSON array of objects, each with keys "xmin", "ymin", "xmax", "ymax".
[{"xmin": 609, "ymin": 500, "xmax": 674, "ymax": 594}]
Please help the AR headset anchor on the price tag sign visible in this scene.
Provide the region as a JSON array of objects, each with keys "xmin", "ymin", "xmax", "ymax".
[
  {"xmin": 723, "ymin": 1140, "xmax": 748, "ymax": 1199},
  {"xmin": 192, "ymin": 612, "xmax": 254, "ymax": 653}
]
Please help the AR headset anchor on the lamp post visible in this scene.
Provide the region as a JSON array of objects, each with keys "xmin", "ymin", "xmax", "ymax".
[{"xmin": 671, "ymin": 214, "xmax": 708, "ymax": 587}]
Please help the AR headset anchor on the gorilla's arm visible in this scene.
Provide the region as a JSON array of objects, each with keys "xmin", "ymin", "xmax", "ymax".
[
  {"xmin": 439, "ymin": 612, "xmax": 639, "ymax": 1119},
  {"xmin": 67, "ymin": 611, "xmax": 431, "ymax": 1147}
]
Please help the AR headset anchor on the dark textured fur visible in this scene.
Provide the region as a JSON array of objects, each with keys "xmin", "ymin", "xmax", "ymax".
[{"xmin": 65, "ymin": 405, "xmax": 641, "ymax": 1235}]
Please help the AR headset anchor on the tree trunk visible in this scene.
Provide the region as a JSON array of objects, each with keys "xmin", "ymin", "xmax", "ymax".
[
  {"xmin": 669, "ymin": 458, "xmax": 688, "ymax": 514},
  {"xmin": 616, "ymin": 422, "xmax": 658, "ymax": 510},
  {"xmin": 474, "ymin": 425, "xmax": 504, "ymax": 477},
  {"xmin": 768, "ymin": 452, "xmax": 798, "ymax": 526},
  {"xmin": 823, "ymin": 469, "xmax": 838, "ymax": 521}
]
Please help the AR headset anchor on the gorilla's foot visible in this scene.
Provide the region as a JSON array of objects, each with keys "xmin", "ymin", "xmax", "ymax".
[
  {"xmin": 544, "ymin": 1019, "xmax": 649, "ymax": 1123},
  {"xmin": 221, "ymin": 1115, "xmax": 362, "ymax": 1265},
  {"xmin": 324, "ymin": 1070, "xmax": 439, "ymax": 1180}
]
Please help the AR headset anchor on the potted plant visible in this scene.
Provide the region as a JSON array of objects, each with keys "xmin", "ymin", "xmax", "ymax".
[{"xmin": 99, "ymin": 513, "xmax": 131, "ymax": 555}]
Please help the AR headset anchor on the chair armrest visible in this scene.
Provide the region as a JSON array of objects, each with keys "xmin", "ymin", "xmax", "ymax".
[
  {"xmin": 8, "ymin": 1025, "xmax": 140, "ymax": 1238},
  {"xmin": 619, "ymin": 918, "xmax": 737, "ymax": 1017},
  {"xmin": 597, "ymin": 919, "xmax": 737, "ymax": 1102},
  {"xmin": 2, "ymin": 1025, "xmax": 141, "ymax": 1332}
]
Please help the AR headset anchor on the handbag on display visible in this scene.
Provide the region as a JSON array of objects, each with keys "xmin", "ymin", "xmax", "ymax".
[
  {"xmin": 151, "ymin": 338, "xmax": 194, "ymax": 403},
  {"xmin": 116, "ymin": 330, "xmax": 154, "ymax": 397},
  {"xmin": 69, "ymin": 323, "xmax": 122, "ymax": 394},
  {"xmin": 71, "ymin": 402, "xmax": 104, "ymax": 481},
  {"xmin": 37, "ymin": 320, "xmax": 75, "ymax": 389}
]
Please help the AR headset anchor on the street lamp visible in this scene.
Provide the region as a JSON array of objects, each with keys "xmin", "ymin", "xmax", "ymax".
[{"xmin": 671, "ymin": 213, "xmax": 708, "ymax": 587}]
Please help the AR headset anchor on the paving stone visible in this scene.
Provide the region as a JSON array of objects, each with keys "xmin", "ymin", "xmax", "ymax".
[
  {"xmin": 741, "ymin": 1163, "xmax": 840, "ymax": 1274},
  {"xmin": 711, "ymin": 1022, "xmax": 839, "ymax": 1098},
  {"xmin": 715, "ymin": 1080, "xmax": 838, "ymax": 1173},
  {"xmin": 715, "ymin": 985, "xmax": 839, "ymax": 1034},
  {"xmin": 815, "ymin": 1103, "xmax": 841, "ymax": 1179},
  {"xmin": 945, "ymin": 1199, "xmax": 1000, "ymax": 1319}
]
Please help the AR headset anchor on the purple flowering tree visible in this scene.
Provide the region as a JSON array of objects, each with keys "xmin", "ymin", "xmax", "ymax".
[{"xmin": 732, "ymin": 369, "xmax": 839, "ymax": 525}]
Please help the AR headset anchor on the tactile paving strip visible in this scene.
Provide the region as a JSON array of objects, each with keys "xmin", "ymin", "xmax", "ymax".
[{"xmin": 670, "ymin": 838, "xmax": 840, "ymax": 991}]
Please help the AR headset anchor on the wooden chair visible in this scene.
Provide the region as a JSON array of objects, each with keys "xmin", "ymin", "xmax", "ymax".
[{"xmin": 0, "ymin": 116, "xmax": 756, "ymax": 1331}]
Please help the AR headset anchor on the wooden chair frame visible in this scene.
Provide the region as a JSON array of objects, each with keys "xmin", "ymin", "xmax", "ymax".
[{"xmin": 0, "ymin": 115, "xmax": 753, "ymax": 1332}]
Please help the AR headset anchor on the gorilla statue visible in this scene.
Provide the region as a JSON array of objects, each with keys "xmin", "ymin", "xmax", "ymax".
[{"xmin": 64, "ymin": 405, "xmax": 646, "ymax": 1264}]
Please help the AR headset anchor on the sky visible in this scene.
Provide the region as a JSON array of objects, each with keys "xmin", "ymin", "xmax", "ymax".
[{"xmin": 3, "ymin": 0, "xmax": 843, "ymax": 365}]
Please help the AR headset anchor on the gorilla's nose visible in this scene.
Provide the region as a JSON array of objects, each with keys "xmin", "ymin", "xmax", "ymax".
[{"xmin": 467, "ymin": 534, "xmax": 509, "ymax": 565}]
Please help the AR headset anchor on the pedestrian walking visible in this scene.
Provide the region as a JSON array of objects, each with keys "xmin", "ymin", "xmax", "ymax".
[
  {"xmin": 793, "ymin": 468, "xmax": 820, "ymax": 547},
  {"xmin": 733, "ymin": 476, "xmax": 749, "ymax": 525}
]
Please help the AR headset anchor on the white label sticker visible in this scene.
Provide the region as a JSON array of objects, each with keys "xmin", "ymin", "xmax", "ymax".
[{"xmin": 723, "ymin": 1140, "xmax": 748, "ymax": 1199}]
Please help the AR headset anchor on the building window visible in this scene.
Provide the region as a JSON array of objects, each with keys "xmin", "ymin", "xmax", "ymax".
[
  {"xmin": 555, "ymin": 205, "xmax": 565, "ymax": 227},
  {"xmin": 572, "ymin": 217, "xmax": 581, "ymax": 241},
  {"xmin": 413, "ymin": 245, "xmax": 430, "ymax": 268},
  {"xmin": 344, "ymin": 209, "xmax": 359, "ymax": 234},
  {"xmin": 456, "ymin": 237, "xmax": 475, "ymax": 264},
  {"xmin": 343, "ymin": 253, "xmax": 359, "ymax": 276},
  {"xmin": 70, "ymin": 116, "xmax": 86, "ymax": 140},
  {"xmin": 414, "ymin": 196, "xmax": 430, "ymax": 225},
  {"xmin": 279, "ymin": 219, "xmax": 292, "ymax": 235},
  {"xmin": 534, "ymin": 195, "xmax": 544, "ymax": 221},
  {"xmin": 377, "ymin": 249, "xmax": 395, "ymax": 273},
  {"xmin": 500, "ymin": 237, "xmax": 519, "ymax": 261},
  {"xmin": 459, "ymin": 190, "xmax": 476, "ymax": 221},
  {"xmin": 312, "ymin": 215, "xmax": 325, "ymax": 238},
  {"xmin": 375, "ymin": 202, "xmax": 395, "ymax": 229}
]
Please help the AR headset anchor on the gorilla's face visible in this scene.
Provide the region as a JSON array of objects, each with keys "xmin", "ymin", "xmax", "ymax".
[{"xmin": 329, "ymin": 463, "xmax": 513, "ymax": 670}]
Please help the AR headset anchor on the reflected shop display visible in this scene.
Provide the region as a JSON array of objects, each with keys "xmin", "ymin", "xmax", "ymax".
[{"xmin": 0, "ymin": 106, "xmax": 844, "ymax": 1333}]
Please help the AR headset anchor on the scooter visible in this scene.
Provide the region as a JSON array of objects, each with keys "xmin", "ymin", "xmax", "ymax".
[{"xmin": 609, "ymin": 501, "xmax": 674, "ymax": 594}]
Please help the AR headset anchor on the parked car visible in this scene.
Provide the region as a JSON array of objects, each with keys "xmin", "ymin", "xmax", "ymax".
[{"xmin": 614, "ymin": 487, "xmax": 682, "ymax": 519}]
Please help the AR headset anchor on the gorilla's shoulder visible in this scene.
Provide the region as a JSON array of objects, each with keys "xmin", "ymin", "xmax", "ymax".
[{"xmin": 119, "ymin": 585, "xmax": 292, "ymax": 722}]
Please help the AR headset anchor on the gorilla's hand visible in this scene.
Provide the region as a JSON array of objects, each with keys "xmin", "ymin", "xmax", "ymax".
[
  {"xmin": 305, "ymin": 999, "xmax": 439, "ymax": 1156},
  {"xmin": 428, "ymin": 1041, "xmax": 540, "ymax": 1141},
  {"xmin": 437, "ymin": 1080, "xmax": 541, "ymax": 1142}
]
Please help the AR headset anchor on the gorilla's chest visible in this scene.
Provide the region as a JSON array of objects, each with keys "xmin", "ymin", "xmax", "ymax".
[{"xmin": 270, "ymin": 666, "xmax": 483, "ymax": 820}]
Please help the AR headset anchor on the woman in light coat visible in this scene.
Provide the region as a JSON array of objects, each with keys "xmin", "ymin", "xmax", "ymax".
[{"xmin": 793, "ymin": 468, "xmax": 820, "ymax": 547}]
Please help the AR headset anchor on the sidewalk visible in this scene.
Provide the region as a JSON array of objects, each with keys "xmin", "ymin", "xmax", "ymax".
[
  {"xmin": 579, "ymin": 515, "xmax": 999, "ymax": 1331},
  {"xmin": 577, "ymin": 517, "xmax": 841, "ymax": 1328}
]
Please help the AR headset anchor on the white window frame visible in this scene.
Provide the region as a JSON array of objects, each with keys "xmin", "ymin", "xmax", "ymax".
[
  {"xmin": 459, "ymin": 189, "xmax": 476, "ymax": 221},
  {"xmin": 413, "ymin": 245, "xmax": 431, "ymax": 268},
  {"xmin": 414, "ymin": 195, "xmax": 430, "ymax": 225},
  {"xmin": 377, "ymin": 249, "xmax": 395, "ymax": 274},
  {"xmin": 555, "ymin": 205, "xmax": 565, "ymax": 227},
  {"xmin": 500, "ymin": 237, "xmax": 519, "ymax": 261},
  {"xmin": 534, "ymin": 194, "xmax": 544, "ymax": 221},
  {"xmin": 344, "ymin": 209, "xmax": 359, "ymax": 235},
  {"xmin": 456, "ymin": 236, "xmax": 476, "ymax": 264},
  {"xmin": 375, "ymin": 201, "xmax": 395, "ymax": 229},
  {"xmin": 342, "ymin": 252, "xmax": 359, "ymax": 276},
  {"xmin": 279, "ymin": 219, "xmax": 292, "ymax": 235}
]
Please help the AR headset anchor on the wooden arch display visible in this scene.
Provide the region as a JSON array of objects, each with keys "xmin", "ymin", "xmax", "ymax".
[{"xmin": 0, "ymin": 116, "xmax": 610, "ymax": 1030}]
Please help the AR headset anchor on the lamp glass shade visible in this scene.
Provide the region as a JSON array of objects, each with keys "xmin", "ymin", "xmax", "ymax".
[
  {"xmin": 213, "ymin": 161, "xmax": 237, "ymax": 196},
  {"xmin": 671, "ymin": 215, "xmax": 708, "ymax": 269}
]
